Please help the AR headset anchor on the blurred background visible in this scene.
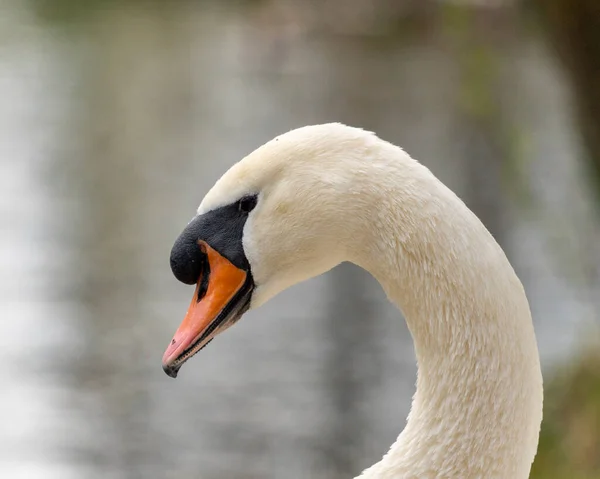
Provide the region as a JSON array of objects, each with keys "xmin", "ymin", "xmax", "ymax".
[{"xmin": 1, "ymin": 0, "xmax": 599, "ymax": 478}]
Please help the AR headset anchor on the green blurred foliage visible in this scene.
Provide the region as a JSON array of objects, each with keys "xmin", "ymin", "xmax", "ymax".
[
  {"xmin": 531, "ymin": 349, "xmax": 600, "ymax": 479},
  {"xmin": 32, "ymin": 0, "xmax": 126, "ymax": 24},
  {"xmin": 30, "ymin": 0, "xmax": 257, "ymax": 25}
]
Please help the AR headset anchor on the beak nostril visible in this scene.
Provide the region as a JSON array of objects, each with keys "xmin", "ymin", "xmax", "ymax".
[{"xmin": 171, "ymin": 339, "xmax": 176, "ymax": 346}]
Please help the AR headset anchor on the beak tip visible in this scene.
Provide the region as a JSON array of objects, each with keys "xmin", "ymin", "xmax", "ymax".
[{"xmin": 162, "ymin": 363, "xmax": 180, "ymax": 379}]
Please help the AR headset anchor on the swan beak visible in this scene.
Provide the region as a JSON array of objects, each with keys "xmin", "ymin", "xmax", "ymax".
[{"xmin": 162, "ymin": 241, "xmax": 252, "ymax": 378}]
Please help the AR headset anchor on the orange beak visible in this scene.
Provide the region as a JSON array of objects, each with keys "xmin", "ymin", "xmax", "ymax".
[{"xmin": 162, "ymin": 240, "xmax": 251, "ymax": 378}]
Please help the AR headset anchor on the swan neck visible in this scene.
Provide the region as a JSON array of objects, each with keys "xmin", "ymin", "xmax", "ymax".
[{"xmin": 350, "ymin": 165, "xmax": 543, "ymax": 479}]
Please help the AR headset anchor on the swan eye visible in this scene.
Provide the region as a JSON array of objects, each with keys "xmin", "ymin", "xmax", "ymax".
[{"xmin": 237, "ymin": 195, "xmax": 257, "ymax": 214}]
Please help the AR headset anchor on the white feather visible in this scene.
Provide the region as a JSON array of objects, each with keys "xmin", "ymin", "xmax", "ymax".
[{"xmin": 199, "ymin": 123, "xmax": 543, "ymax": 479}]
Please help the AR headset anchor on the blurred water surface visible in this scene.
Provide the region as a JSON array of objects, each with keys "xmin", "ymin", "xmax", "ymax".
[{"xmin": 1, "ymin": 2, "xmax": 599, "ymax": 478}]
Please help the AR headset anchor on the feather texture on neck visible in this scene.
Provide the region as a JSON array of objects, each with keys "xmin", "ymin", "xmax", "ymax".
[{"xmin": 337, "ymin": 139, "xmax": 543, "ymax": 479}]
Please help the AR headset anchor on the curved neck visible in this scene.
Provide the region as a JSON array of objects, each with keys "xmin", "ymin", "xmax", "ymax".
[{"xmin": 345, "ymin": 158, "xmax": 543, "ymax": 479}]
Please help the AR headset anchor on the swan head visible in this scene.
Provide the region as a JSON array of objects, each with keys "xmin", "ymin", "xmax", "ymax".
[{"xmin": 162, "ymin": 123, "xmax": 393, "ymax": 378}]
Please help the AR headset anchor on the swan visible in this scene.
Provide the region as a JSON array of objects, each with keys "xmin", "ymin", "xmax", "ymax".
[{"xmin": 162, "ymin": 123, "xmax": 543, "ymax": 479}]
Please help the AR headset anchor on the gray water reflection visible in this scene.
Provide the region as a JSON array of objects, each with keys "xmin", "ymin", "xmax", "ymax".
[{"xmin": 1, "ymin": 2, "xmax": 598, "ymax": 478}]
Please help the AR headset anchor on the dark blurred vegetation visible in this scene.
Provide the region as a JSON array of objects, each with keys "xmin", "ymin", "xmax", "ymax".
[
  {"xmin": 532, "ymin": 348, "xmax": 600, "ymax": 479},
  {"xmin": 3, "ymin": 0, "xmax": 598, "ymax": 478},
  {"xmin": 527, "ymin": 1, "xmax": 600, "ymax": 472},
  {"xmin": 531, "ymin": 0, "xmax": 600, "ymax": 195}
]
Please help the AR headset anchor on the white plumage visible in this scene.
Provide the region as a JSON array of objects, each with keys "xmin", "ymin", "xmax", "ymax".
[{"xmin": 197, "ymin": 123, "xmax": 543, "ymax": 478}]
